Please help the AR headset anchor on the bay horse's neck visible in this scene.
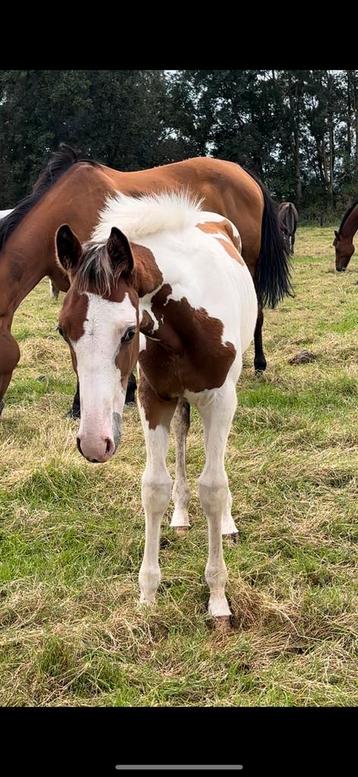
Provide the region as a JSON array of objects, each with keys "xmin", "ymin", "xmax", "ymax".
[
  {"xmin": 341, "ymin": 203, "xmax": 358, "ymax": 239},
  {"xmin": 0, "ymin": 163, "xmax": 121, "ymax": 321}
]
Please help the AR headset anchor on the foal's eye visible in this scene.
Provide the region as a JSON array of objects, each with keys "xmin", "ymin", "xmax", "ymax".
[{"xmin": 121, "ymin": 327, "xmax": 136, "ymax": 343}]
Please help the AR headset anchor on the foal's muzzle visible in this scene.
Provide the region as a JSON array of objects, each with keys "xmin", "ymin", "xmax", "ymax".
[{"xmin": 76, "ymin": 412, "xmax": 122, "ymax": 464}]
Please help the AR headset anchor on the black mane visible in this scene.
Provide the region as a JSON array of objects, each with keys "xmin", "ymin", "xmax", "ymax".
[
  {"xmin": 0, "ymin": 144, "xmax": 98, "ymax": 251},
  {"xmin": 338, "ymin": 198, "xmax": 358, "ymax": 235}
]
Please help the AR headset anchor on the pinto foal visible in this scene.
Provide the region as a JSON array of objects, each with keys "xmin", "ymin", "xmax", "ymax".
[{"xmin": 56, "ymin": 193, "xmax": 257, "ymax": 624}]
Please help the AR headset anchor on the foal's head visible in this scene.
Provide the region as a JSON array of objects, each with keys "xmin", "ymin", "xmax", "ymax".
[{"xmin": 56, "ymin": 225, "xmax": 139, "ymax": 463}]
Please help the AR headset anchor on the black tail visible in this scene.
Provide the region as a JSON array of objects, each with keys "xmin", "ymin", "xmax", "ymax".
[{"xmin": 246, "ymin": 169, "xmax": 293, "ymax": 308}]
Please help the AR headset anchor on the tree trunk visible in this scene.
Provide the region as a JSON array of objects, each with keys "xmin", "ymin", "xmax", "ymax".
[
  {"xmin": 354, "ymin": 71, "xmax": 358, "ymax": 173},
  {"xmin": 328, "ymin": 114, "xmax": 334, "ymax": 208},
  {"xmin": 288, "ymin": 73, "xmax": 303, "ymax": 204},
  {"xmin": 347, "ymin": 70, "xmax": 352, "ymax": 167}
]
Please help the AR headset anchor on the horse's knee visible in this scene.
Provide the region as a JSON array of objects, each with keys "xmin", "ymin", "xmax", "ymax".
[
  {"xmin": 198, "ymin": 477, "xmax": 228, "ymax": 518},
  {"xmin": 0, "ymin": 331, "xmax": 20, "ymax": 374},
  {"xmin": 142, "ymin": 471, "xmax": 172, "ymax": 516}
]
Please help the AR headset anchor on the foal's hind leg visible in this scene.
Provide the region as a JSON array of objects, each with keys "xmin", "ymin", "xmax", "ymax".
[
  {"xmin": 221, "ymin": 489, "xmax": 239, "ymax": 539},
  {"xmin": 137, "ymin": 376, "xmax": 177, "ymax": 604},
  {"xmin": 170, "ymin": 399, "xmax": 191, "ymax": 535},
  {"xmin": 197, "ymin": 382, "xmax": 237, "ymax": 622}
]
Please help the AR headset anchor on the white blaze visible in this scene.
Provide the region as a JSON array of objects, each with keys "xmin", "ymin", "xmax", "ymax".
[{"xmin": 72, "ymin": 292, "xmax": 136, "ymax": 458}]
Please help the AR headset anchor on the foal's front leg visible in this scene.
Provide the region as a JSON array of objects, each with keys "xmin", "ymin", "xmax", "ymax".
[
  {"xmin": 197, "ymin": 382, "xmax": 237, "ymax": 622},
  {"xmin": 170, "ymin": 398, "xmax": 191, "ymax": 534},
  {"xmin": 137, "ymin": 378, "xmax": 177, "ymax": 604}
]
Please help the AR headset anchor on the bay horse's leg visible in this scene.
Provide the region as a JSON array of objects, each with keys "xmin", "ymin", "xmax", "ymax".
[
  {"xmin": 0, "ymin": 329, "xmax": 21, "ymax": 417},
  {"xmin": 170, "ymin": 398, "xmax": 191, "ymax": 535},
  {"xmin": 125, "ymin": 371, "xmax": 137, "ymax": 404},
  {"xmin": 67, "ymin": 372, "xmax": 137, "ymax": 419},
  {"xmin": 137, "ymin": 376, "xmax": 177, "ymax": 605},
  {"xmin": 67, "ymin": 379, "xmax": 80, "ymax": 419},
  {"xmin": 254, "ymin": 306, "xmax": 267, "ymax": 373},
  {"xmin": 49, "ymin": 278, "xmax": 59, "ymax": 300},
  {"xmin": 197, "ymin": 382, "xmax": 237, "ymax": 623},
  {"xmin": 291, "ymin": 231, "xmax": 295, "ymax": 255}
]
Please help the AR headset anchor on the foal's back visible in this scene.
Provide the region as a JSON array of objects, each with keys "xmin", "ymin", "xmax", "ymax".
[{"xmin": 139, "ymin": 208, "xmax": 258, "ymax": 366}]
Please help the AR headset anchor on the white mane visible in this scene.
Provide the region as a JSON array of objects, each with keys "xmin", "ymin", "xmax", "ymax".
[{"xmin": 91, "ymin": 190, "xmax": 204, "ymax": 244}]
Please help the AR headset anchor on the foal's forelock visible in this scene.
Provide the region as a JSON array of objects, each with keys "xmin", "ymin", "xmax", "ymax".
[{"xmin": 74, "ymin": 242, "xmax": 123, "ymax": 297}]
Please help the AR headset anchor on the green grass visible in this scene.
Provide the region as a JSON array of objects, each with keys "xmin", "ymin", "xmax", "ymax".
[{"xmin": 0, "ymin": 225, "xmax": 357, "ymax": 706}]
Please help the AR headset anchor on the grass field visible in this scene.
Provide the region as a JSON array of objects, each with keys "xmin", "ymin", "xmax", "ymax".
[{"xmin": 0, "ymin": 225, "xmax": 357, "ymax": 707}]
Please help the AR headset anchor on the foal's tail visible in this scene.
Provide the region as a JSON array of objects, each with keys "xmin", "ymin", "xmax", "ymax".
[{"xmin": 247, "ymin": 170, "xmax": 293, "ymax": 308}]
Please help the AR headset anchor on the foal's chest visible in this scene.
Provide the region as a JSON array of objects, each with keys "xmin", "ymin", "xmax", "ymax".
[{"xmin": 138, "ymin": 295, "xmax": 236, "ymax": 398}]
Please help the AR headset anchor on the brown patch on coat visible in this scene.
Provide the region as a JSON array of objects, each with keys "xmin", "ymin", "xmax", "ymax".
[
  {"xmin": 59, "ymin": 290, "xmax": 89, "ymax": 342},
  {"xmin": 131, "ymin": 243, "xmax": 163, "ymax": 296},
  {"xmin": 196, "ymin": 220, "xmax": 244, "ymax": 265},
  {"xmin": 138, "ymin": 368, "xmax": 178, "ymax": 430},
  {"xmin": 140, "ymin": 310, "xmax": 156, "ymax": 336},
  {"xmin": 139, "ymin": 289, "xmax": 236, "ymax": 407},
  {"xmin": 216, "ymin": 238, "xmax": 244, "ymax": 265}
]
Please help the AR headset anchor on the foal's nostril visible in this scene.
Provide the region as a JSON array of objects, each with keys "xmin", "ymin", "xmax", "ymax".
[{"xmin": 105, "ymin": 437, "xmax": 113, "ymax": 455}]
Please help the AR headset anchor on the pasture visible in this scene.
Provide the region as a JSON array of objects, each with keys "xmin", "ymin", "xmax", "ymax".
[{"xmin": 0, "ymin": 225, "xmax": 357, "ymax": 707}]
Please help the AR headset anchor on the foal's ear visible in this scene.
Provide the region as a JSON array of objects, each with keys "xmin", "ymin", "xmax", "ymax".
[
  {"xmin": 107, "ymin": 227, "xmax": 134, "ymax": 273},
  {"xmin": 56, "ymin": 224, "xmax": 82, "ymax": 272}
]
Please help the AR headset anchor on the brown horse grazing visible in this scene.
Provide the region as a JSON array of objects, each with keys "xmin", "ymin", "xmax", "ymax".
[
  {"xmin": 278, "ymin": 201, "xmax": 299, "ymax": 255},
  {"xmin": 333, "ymin": 200, "xmax": 358, "ymax": 271},
  {"xmin": 0, "ymin": 144, "xmax": 290, "ymax": 418}
]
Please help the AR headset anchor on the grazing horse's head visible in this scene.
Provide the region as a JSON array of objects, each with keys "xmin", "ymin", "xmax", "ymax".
[
  {"xmin": 333, "ymin": 230, "xmax": 355, "ymax": 272},
  {"xmin": 56, "ymin": 224, "xmax": 139, "ymax": 463}
]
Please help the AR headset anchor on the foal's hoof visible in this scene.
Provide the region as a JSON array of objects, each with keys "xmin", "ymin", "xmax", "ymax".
[
  {"xmin": 213, "ymin": 615, "xmax": 232, "ymax": 633},
  {"xmin": 223, "ymin": 531, "xmax": 239, "ymax": 545},
  {"xmin": 174, "ymin": 526, "xmax": 190, "ymax": 537}
]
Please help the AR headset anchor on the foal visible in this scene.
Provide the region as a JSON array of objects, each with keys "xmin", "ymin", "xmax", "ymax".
[{"xmin": 56, "ymin": 192, "xmax": 257, "ymax": 623}]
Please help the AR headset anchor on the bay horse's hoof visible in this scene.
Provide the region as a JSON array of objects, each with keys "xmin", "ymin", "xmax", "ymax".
[
  {"xmin": 174, "ymin": 526, "xmax": 190, "ymax": 537},
  {"xmin": 66, "ymin": 407, "xmax": 80, "ymax": 420}
]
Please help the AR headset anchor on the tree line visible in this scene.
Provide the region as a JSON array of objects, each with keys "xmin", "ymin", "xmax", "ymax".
[{"xmin": 0, "ymin": 70, "xmax": 357, "ymax": 219}]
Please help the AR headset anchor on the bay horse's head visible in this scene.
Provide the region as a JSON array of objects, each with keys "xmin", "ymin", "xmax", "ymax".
[
  {"xmin": 333, "ymin": 229, "xmax": 355, "ymax": 272},
  {"xmin": 56, "ymin": 224, "xmax": 139, "ymax": 463}
]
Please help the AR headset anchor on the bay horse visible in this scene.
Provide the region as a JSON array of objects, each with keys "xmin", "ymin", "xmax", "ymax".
[
  {"xmin": 55, "ymin": 191, "xmax": 258, "ymax": 624},
  {"xmin": 278, "ymin": 201, "xmax": 298, "ymax": 255},
  {"xmin": 0, "ymin": 144, "xmax": 289, "ymax": 420},
  {"xmin": 333, "ymin": 199, "xmax": 358, "ymax": 271}
]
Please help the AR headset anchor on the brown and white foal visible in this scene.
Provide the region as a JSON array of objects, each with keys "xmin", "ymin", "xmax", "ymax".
[{"xmin": 56, "ymin": 192, "xmax": 257, "ymax": 624}]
